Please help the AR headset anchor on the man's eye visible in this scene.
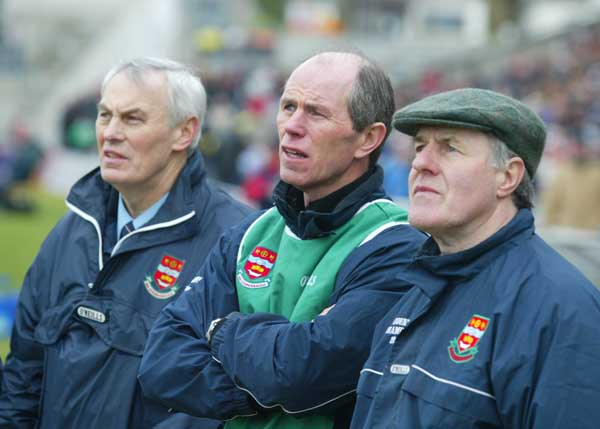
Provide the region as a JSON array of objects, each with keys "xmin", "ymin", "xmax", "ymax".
[
  {"xmin": 307, "ymin": 107, "xmax": 325, "ymax": 118},
  {"xmin": 282, "ymin": 103, "xmax": 295, "ymax": 112},
  {"xmin": 98, "ymin": 111, "xmax": 110, "ymax": 119},
  {"xmin": 414, "ymin": 145, "xmax": 424, "ymax": 152}
]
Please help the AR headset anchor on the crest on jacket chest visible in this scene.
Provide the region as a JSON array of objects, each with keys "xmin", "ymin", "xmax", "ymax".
[
  {"xmin": 144, "ymin": 254, "xmax": 185, "ymax": 299},
  {"xmin": 448, "ymin": 314, "xmax": 491, "ymax": 363},
  {"xmin": 237, "ymin": 246, "xmax": 278, "ymax": 289}
]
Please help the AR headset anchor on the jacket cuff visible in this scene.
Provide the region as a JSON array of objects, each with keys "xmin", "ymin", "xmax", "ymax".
[
  {"xmin": 208, "ymin": 313, "xmax": 261, "ymax": 417},
  {"xmin": 209, "ymin": 311, "xmax": 242, "ymax": 359}
]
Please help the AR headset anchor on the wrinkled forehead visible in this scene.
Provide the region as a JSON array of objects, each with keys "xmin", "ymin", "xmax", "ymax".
[{"xmin": 99, "ymin": 70, "xmax": 170, "ymax": 113}]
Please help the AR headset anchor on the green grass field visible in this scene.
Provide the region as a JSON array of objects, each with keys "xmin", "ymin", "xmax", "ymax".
[{"xmin": 0, "ymin": 186, "xmax": 67, "ymax": 360}]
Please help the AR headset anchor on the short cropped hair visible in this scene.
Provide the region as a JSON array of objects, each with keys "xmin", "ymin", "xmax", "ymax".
[
  {"xmin": 101, "ymin": 57, "xmax": 207, "ymax": 154},
  {"xmin": 488, "ymin": 134, "xmax": 535, "ymax": 209},
  {"xmin": 347, "ymin": 57, "xmax": 395, "ymax": 167}
]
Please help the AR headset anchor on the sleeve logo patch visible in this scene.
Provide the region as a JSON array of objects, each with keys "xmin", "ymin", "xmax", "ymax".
[
  {"xmin": 144, "ymin": 254, "xmax": 185, "ymax": 299},
  {"xmin": 448, "ymin": 314, "xmax": 490, "ymax": 363}
]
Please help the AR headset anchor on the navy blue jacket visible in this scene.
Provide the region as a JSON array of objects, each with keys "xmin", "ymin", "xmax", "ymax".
[
  {"xmin": 351, "ymin": 209, "xmax": 600, "ymax": 429},
  {"xmin": 139, "ymin": 168, "xmax": 427, "ymax": 426},
  {"xmin": 0, "ymin": 152, "xmax": 251, "ymax": 428}
]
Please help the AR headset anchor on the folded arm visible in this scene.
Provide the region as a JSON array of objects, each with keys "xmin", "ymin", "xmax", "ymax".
[{"xmin": 209, "ymin": 225, "xmax": 424, "ymax": 415}]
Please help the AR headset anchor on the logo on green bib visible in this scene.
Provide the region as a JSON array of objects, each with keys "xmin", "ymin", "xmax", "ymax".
[{"xmin": 238, "ymin": 246, "xmax": 278, "ymax": 289}]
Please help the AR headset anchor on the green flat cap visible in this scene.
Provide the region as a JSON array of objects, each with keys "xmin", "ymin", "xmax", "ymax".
[{"xmin": 392, "ymin": 88, "xmax": 546, "ymax": 177}]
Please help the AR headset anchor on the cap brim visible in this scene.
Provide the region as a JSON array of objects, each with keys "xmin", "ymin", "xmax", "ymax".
[{"xmin": 392, "ymin": 117, "xmax": 495, "ymax": 137}]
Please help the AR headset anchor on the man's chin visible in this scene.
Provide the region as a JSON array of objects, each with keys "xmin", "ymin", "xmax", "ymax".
[
  {"xmin": 279, "ymin": 171, "xmax": 305, "ymax": 189},
  {"xmin": 100, "ymin": 169, "xmax": 128, "ymax": 188},
  {"xmin": 408, "ymin": 210, "xmax": 440, "ymax": 233}
]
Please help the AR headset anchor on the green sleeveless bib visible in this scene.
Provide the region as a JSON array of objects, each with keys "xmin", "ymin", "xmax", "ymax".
[{"xmin": 226, "ymin": 199, "xmax": 408, "ymax": 429}]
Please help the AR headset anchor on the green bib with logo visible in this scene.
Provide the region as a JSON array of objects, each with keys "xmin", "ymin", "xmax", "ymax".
[{"xmin": 225, "ymin": 199, "xmax": 408, "ymax": 429}]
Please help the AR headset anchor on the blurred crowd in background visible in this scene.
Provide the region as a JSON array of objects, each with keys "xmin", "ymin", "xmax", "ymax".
[
  {"xmin": 1, "ymin": 21, "xmax": 599, "ymax": 230},
  {"xmin": 188, "ymin": 22, "xmax": 600, "ymax": 230}
]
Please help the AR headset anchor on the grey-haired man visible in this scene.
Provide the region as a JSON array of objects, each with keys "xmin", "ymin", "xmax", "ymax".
[{"xmin": 0, "ymin": 57, "xmax": 251, "ymax": 428}]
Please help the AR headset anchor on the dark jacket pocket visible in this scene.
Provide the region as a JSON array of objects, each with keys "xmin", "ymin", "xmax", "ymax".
[{"xmin": 402, "ymin": 365, "xmax": 500, "ymax": 427}]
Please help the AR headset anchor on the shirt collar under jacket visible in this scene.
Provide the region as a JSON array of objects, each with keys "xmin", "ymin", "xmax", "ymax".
[
  {"xmin": 272, "ymin": 165, "xmax": 387, "ymax": 240},
  {"xmin": 117, "ymin": 192, "xmax": 170, "ymax": 238},
  {"xmin": 66, "ymin": 151, "xmax": 206, "ymax": 252}
]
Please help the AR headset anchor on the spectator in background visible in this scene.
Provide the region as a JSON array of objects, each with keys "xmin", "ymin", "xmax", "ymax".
[
  {"xmin": 542, "ymin": 140, "xmax": 600, "ymax": 229},
  {"xmin": 238, "ymin": 140, "xmax": 279, "ymax": 208},
  {"xmin": 0, "ymin": 121, "xmax": 44, "ymax": 213},
  {"xmin": 351, "ymin": 88, "xmax": 600, "ymax": 429},
  {"xmin": 380, "ymin": 132, "xmax": 411, "ymax": 203},
  {"xmin": 138, "ymin": 51, "xmax": 426, "ymax": 428},
  {"xmin": 0, "ymin": 57, "xmax": 251, "ymax": 428}
]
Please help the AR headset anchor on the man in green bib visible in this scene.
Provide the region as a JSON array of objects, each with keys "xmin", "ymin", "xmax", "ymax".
[{"xmin": 139, "ymin": 51, "xmax": 426, "ymax": 428}]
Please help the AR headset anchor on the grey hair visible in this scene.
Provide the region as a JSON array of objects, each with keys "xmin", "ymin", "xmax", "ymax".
[
  {"xmin": 101, "ymin": 57, "xmax": 207, "ymax": 155},
  {"xmin": 347, "ymin": 56, "xmax": 395, "ymax": 167},
  {"xmin": 488, "ymin": 134, "xmax": 535, "ymax": 209}
]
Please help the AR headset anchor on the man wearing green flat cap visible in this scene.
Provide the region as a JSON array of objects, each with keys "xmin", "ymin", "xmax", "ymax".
[{"xmin": 351, "ymin": 88, "xmax": 600, "ymax": 429}]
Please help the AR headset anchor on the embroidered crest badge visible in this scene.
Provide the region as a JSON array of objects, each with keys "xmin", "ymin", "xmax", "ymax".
[
  {"xmin": 144, "ymin": 255, "xmax": 185, "ymax": 299},
  {"xmin": 448, "ymin": 314, "xmax": 490, "ymax": 363},
  {"xmin": 244, "ymin": 246, "xmax": 277, "ymax": 279},
  {"xmin": 238, "ymin": 246, "xmax": 277, "ymax": 289}
]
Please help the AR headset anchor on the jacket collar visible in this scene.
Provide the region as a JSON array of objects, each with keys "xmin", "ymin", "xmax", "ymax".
[
  {"xmin": 404, "ymin": 209, "xmax": 535, "ymax": 299},
  {"xmin": 272, "ymin": 166, "xmax": 387, "ymax": 239},
  {"xmin": 66, "ymin": 151, "xmax": 207, "ymax": 252}
]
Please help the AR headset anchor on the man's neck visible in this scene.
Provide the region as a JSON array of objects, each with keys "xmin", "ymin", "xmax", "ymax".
[
  {"xmin": 304, "ymin": 167, "xmax": 374, "ymax": 213},
  {"xmin": 302, "ymin": 160, "xmax": 371, "ymax": 206},
  {"xmin": 119, "ymin": 158, "xmax": 184, "ymax": 217},
  {"xmin": 433, "ymin": 203, "xmax": 518, "ymax": 255}
]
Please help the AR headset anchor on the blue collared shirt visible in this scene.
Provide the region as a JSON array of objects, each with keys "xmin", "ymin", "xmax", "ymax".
[{"xmin": 117, "ymin": 192, "xmax": 169, "ymax": 238}]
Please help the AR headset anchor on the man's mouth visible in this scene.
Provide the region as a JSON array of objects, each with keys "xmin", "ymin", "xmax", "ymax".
[
  {"xmin": 414, "ymin": 185, "xmax": 438, "ymax": 195},
  {"xmin": 105, "ymin": 150, "xmax": 126, "ymax": 159},
  {"xmin": 283, "ymin": 147, "xmax": 307, "ymax": 158}
]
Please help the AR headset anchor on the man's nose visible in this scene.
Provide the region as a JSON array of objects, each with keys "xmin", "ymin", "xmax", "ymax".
[
  {"xmin": 101, "ymin": 118, "xmax": 125, "ymax": 141},
  {"xmin": 282, "ymin": 110, "xmax": 306, "ymax": 138},
  {"xmin": 411, "ymin": 145, "xmax": 439, "ymax": 174}
]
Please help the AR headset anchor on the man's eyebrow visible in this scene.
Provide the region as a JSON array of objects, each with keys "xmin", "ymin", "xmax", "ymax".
[
  {"xmin": 305, "ymin": 101, "xmax": 329, "ymax": 112},
  {"xmin": 413, "ymin": 134, "xmax": 427, "ymax": 143},
  {"xmin": 121, "ymin": 108, "xmax": 145, "ymax": 116},
  {"xmin": 279, "ymin": 96, "xmax": 295, "ymax": 105},
  {"xmin": 96, "ymin": 103, "xmax": 144, "ymax": 116},
  {"xmin": 438, "ymin": 135, "xmax": 459, "ymax": 144},
  {"xmin": 279, "ymin": 96, "xmax": 329, "ymax": 110}
]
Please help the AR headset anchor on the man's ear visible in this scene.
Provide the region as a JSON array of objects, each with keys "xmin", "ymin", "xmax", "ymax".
[
  {"xmin": 354, "ymin": 122, "xmax": 387, "ymax": 160},
  {"xmin": 496, "ymin": 157, "xmax": 525, "ymax": 198},
  {"xmin": 172, "ymin": 116, "xmax": 199, "ymax": 153}
]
